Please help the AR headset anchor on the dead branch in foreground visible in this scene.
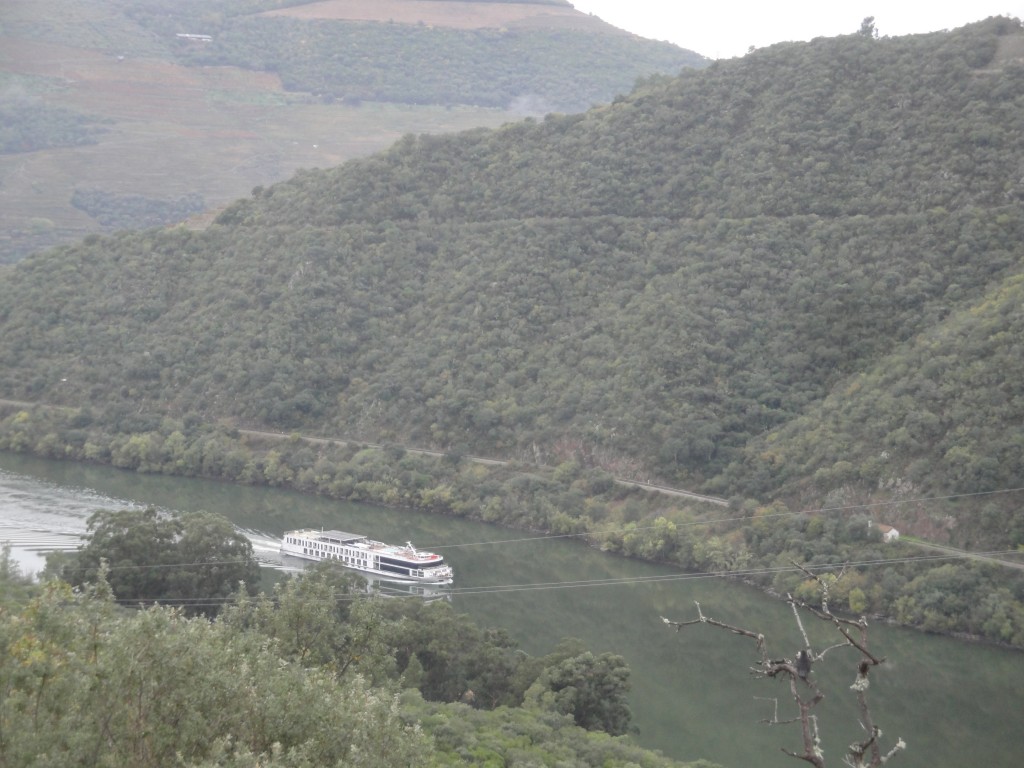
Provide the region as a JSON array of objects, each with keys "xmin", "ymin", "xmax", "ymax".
[{"xmin": 661, "ymin": 563, "xmax": 905, "ymax": 768}]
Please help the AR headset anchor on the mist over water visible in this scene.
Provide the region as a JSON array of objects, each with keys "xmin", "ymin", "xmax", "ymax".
[{"xmin": 1, "ymin": 450, "xmax": 1021, "ymax": 767}]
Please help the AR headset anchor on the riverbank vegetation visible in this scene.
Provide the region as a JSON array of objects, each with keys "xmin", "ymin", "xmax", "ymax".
[
  {"xmin": 0, "ymin": 551, "xmax": 713, "ymax": 767},
  {"xmin": 3, "ymin": 402, "xmax": 1023, "ymax": 648}
]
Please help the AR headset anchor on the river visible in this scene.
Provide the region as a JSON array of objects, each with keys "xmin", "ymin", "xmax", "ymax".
[{"xmin": 1, "ymin": 451, "xmax": 1021, "ymax": 768}]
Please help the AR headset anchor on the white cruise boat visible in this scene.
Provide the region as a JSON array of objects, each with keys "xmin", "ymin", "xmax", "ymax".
[{"xmin": 280, "ymin": 529, "xmax": 453, "ymax": 584}]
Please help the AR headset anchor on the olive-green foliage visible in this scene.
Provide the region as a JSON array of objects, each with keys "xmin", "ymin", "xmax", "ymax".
[
  {"xmin": 223, "ymin": 561, "xmax": 396, "ymax": 680},
  {"xmin": 0, "ymin": 580, "xmax": 428, "ymax": 768},
  {"xmin": 1, "ymin": 563, "xmax": 702, "ymax": 767},
  {"xmin": 381, "ymin": 597, "xmax": 543, "ymax": 709},
  {"xmin": 524, "ymin": 640, "xmax": 633, "ymax": 735},
  {"xmin": 738, "ymin": 511, "xmax": 1024, "ymax": 647},
  {"xmin": 194, "ymin": 21, "xmax": 699, "ymax": 112},
  {"xmin": 0, "ymin": 0, "xmax": 703, "ymax": 262},
  {"xmin": 888, "ymin": 563, "xmax": 1024, "ymax": 638},
  {"xmin": 228, "ymin": 565, "xmax": 635, "ymax": 732},
  {"xmin": 61, "ymin": 506, "xmax": 261, "ymax": 616},
  {"xmin": 222, "ymin": 564, "xmax": 631, "ymax": 729},
  {"xmin": 405, "ymin": 689, "xmax": 721, "ymax": 768},
  {"xmin": 120, "ymin": 0, "xmax": 704, "ymax": 112},
  {"xmin": 0, "ymin": 543, "xmax": 35, "ymax": 608}
]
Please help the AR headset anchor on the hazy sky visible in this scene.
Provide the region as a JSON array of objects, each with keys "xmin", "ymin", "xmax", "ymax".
[{"xmin": 569, "ymin": 1, "xmax": 1023, "ymax": 58}]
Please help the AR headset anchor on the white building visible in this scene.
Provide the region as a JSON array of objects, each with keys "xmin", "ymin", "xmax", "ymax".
[{"xmin": 877, "ymin": 523, "xmax": 900, "ymax": 543}]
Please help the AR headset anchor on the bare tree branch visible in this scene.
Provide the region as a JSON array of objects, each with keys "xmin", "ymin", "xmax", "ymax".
[
  {"xmin": 663, "ymin": 572, "xmax": 904, "ymax": 767},
  {"xmin": 662, "ymin": 600, "xmax": 767, "ymax": 660},
  {"xmin": 790, "ymin": 594, "xmax": 812, "ymax": 650}
]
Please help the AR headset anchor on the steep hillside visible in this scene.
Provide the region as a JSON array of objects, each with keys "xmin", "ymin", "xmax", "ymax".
[
  {"xmin": 724, "ymin": 272, "xmax": 1024, "ymax": 547},
  {"xmin": 0, "ymin": 18, "xmax": 1021, "ymax": 518},
  {"xmin": 0, "ymin": 0, "xmax": 704, "ymax": 262}
]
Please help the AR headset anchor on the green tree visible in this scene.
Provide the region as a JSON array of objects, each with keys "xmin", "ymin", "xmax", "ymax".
[
  {"xmin": 380, "ymin": 598, "xmax": 544, "ymax": 709},
  {"xmin": 848, "ymin": 586, "xmax": 869, "ymax": 614},
  {"xmin": 0, "ymin": 542, "xmax": 34, "ymax": 607},
  {"xmin": 0, "ymin": 579, "xmax": 427, "ymax": 768},
  {"xmin": 225, "ymin": 563, "xmax": 393, "ymax": 680},
  {"xmin": 525, "ymin": 644, "xmax": 633, "ymax": 735},
  {"xmin": 165, "ymin": 510, "xmax": 263, "ymax": 612},
  {"xmin": 63, "ymin": 507, "xmax": 259, "ymax": 616}
]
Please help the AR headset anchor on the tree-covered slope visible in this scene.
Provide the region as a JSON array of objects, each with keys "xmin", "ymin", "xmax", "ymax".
[
  {"xmin": 230, "ymin": 16, "xmax": 1020, "ymax": 225},
  {"xmin": 0, "ymin": 18, "xmax": 1022, "ymax": 507},
  {"xmin": 722, "ymin": 272, "xmax": 1024, "ymax": 548}
]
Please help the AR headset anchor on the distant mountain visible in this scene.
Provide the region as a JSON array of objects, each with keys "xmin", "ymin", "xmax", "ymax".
[
  {"xmin": 0, "ymin": 17, "xmax": 1022, "ymax": 537},
  {"xmin": 0, "ymin": 0, "xmax": 705, "ymax": 261}
]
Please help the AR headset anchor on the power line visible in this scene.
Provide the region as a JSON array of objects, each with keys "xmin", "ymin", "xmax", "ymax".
[
  {"xmin": 70, "ymin": 558, "xmax": 256, "ymax": 572},
  {"xmin": 446, "ymin": 550, "xmax": 1024, "ymax": 596},
  {"xmin": 106, "ymin": 548, "xmax": 1023, "ymax": 607},
  {"xmin": 54, "ymin": 485, "xmax": 1024, "ymax": 577},
  {"xmin": 44, "ymin": 483, "xmax": 1024, "ymax": 609}
]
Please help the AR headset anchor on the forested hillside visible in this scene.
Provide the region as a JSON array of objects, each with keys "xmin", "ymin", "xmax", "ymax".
[
  {"xmin": 1, "ymin": 19, "xmax": 1023, "ymax": 545},
  {"xmin": 0, "ymin": 0, "xmax": 703, "ymax": 261},
  {"xmin": 4, "ymin": 18, "xmax": 1019, "ymax": 483}
]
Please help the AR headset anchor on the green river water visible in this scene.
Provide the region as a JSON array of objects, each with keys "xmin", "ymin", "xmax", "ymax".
[{"xmin": 1, "ymin": 451, "xmax": 1021, "ymax": 767}]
